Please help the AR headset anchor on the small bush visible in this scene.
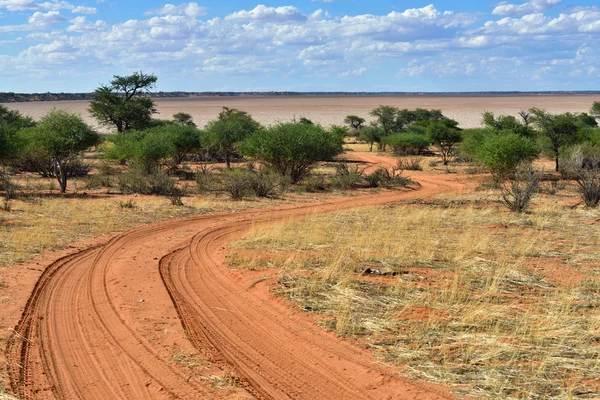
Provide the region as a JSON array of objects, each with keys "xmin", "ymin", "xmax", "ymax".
[
  {"xmin": 118, "ymin": 168, "xmax": 149, "ymax": 194},
  {"xmin": 383, "ymin": 133, "xmax": 430, "ymax": 156},
  {"xmin": 500, "ymin": 165, "xmax": 540, "ymax": 213},
  {"xmin": 397, "ymin": 157, "xmax": 423, "ymax": 171},
  {"xmin": 63, "ymin": 158, "xmax": 92, "ymax": 178},
  {"xmin": 118, "ymin": 198, "xmax": 136, "ymax": 209},
  {"xmin": 248, "ymin": 170, "xmax": 283, "ymax": 198},
  {"xmin": 98, "ymin": 161, "xmax": 118, "ymax": 176},
  {"xmin": 168, "ymin": 187, "xmax": 185, "ymax": 206},
  {"xmin": 219, "ymin": 168, "xmax": 251, "ymax": 200},
  {"xmin": 1, "ymin": 172, "xmax": 14, "ymax": 211},
  {"xmin": 364, "ymin": 167, "xmax": 412, "ymax": 188},
  {"xmin": 85, "ymin": 175, "xmax": 113, "ymax": 190},
  {"xmin": 303, "ymin": 175, "xmax": 328, "ymax": 192},
  {"xmin": 239, "ymin": 122, "xmax": 344, "ymax": 183},
  {"xmin": 561, "ymin": 146, "xmax": 600, "ymax": 207},
  {"xmin": 476, "ymin": 133, "xmax": 539, "ymax": 180},
  {"xmin": 117, "ymin": 168, "xmax": 183, "ymax": 202},
  {"xmin": 330, "ymin": 163, "xmax": 364, "ymax": 190}
]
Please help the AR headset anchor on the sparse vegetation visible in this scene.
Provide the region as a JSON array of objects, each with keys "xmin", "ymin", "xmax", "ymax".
[
  {"xmin": 232, "ymin": 199, "xmax": 600, "ymax": 399},
  {"xmin": 5, "ymin": 90, "xmax": 600, "ymax": 399}
]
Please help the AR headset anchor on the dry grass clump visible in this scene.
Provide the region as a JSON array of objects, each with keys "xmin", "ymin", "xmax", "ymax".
[{"xmin": 231, "ymin": 201, "xmax": 600, "ymax": 398}]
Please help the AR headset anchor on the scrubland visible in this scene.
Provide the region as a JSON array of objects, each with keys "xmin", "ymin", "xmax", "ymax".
[{"xmin": 231, "ymin": 186, "xmax": 600, "ymax": 399}]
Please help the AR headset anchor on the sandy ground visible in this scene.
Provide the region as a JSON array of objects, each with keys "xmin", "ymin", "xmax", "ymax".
[
  {"xmin": 6, "ymin": 153, "xmax": 469, "ymax": 400},
  {"xmin": 3, "ymin": 95, "xmax": 598, "ymax": 131}
]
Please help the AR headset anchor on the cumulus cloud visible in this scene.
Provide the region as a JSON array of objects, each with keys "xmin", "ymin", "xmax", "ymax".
[
  {"xmin": 0, "ymin": 9, "xmax": 65, "ymax": 31},
  {"xmin": 225, "ymin": 5, "xmax": 306, "ymax": 22},
  {"xmin": 2, "ymin": 2, "xmax": 600, "ymax": 91},
  {"xmin": 66, "ymin": 15, "xmax": 104, "ymax": 32},
  {"xmin": 479, "ymin": 8, "xmax": 600, "ymax": 35},
  {"xmin": 0, "ymin": 0, "xmax": 96, "ymax": 13},
  {"xmin": 492, "ymin": 0, "xmax": 561, "ymax": 16},
  {"xmin": 145, "ymin": 2, "xmax": 206, "ymax": 18}
]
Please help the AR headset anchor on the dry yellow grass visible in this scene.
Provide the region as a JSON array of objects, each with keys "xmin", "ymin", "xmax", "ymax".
[
  {"xmin": 0, "ymin": 187, "xmax": 292, "ymax": 266},
  {"xmin": 231, "ymin": 197, "xmax": 600, "ymax": 399}
]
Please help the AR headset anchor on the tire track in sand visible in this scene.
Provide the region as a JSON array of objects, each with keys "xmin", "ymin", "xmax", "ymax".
[{"xmin": 7, "ymin": 154, "xmax": 468, "ymax": 399}]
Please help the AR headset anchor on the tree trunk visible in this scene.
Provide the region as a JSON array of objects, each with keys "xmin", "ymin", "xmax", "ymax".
[
  {"xmin": 53, "ymin": 157, "xmax": 67, "ymax": 193},
  {"xmin": 225, "ymin": 154, "xmax": 231, "ymax": 169},
  {"xmin": 555, "ymin": 153, "xmax": 560, "ymax": 172}
]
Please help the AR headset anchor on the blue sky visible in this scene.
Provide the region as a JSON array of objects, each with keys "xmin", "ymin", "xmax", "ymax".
[{"xmin": 0, "ymin": 0, "xmax": 599, "ymax": 92}]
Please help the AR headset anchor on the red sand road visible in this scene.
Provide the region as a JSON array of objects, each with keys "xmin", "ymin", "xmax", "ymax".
[{"xmin": 7, "ymin": 155, "xmax": 468, "ymax": 399}]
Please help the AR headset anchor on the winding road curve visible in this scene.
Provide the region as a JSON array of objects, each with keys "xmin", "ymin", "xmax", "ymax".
[{"xmin": 7, "ymin": 154, "xmax": 467, "ymax": 399}]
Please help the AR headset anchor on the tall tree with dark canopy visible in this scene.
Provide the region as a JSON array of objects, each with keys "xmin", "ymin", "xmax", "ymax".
[
  {"xmin": 89, "ymin": 72, "xmax": 157, "ymax": 133},
  {"xmin": 344, "ymin": 115, "xmax": 366, "ymax": 130}
]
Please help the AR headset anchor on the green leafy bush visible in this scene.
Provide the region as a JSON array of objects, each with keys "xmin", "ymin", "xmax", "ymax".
[
  {"xmin": 382, "ymin": 133, "xmax": 430, "ymax": 156},
  {"xmin": 239, "ymin": 122, "xmax": 343, "ymax": 183},
  {"xmin": 476, "ymin": 133, "xmax": 539, "ymax": 179}
]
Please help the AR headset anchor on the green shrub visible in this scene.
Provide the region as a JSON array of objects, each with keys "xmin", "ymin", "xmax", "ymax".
[
  {"xmin": 476, "ymin": 133, "xmax": 539, "ymax": 179},
  {"xmin": 459, "ymin": 128, "xmax": 491, "ymax": 160},
  {"xmin": 239, "ymin": 122, "xmax": 343, "ymax": 183},
  {"xmin": 382, "ymin": 133, "xmax": 430, "ymax": 155}
]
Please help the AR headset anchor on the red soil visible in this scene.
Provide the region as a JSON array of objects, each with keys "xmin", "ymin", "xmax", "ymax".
[{"xmin": 6, "ymin": 153, "xmax": 471, "ymax": 399}]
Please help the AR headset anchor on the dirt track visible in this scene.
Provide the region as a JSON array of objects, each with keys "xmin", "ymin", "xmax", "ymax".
[{"xmin": 7, "ymin": 154, "xmax": 468, "ymax": 399}]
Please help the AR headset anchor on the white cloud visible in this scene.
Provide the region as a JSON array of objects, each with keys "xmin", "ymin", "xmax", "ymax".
[
  {"xmin": 66, "ymin": 15, "xmax": 104, "ymax": 32},
  {"xmin": 0, "ymin": 9, "xmax": 65, "ymax": 31},
  {"xmin": 145, "ymin": 2, "xmax": 206, "ymax": 18},
  {"xmin": 3, "ymin": 2, "xmax": 600, "ymax": 91},
  {"xmin": 225, "ymin": 5, "xmax": 306, "ymax": 22},
  {"xmin": 479, "ymin": 9, "xmax": 600, "ymax": 36},
  {"xmin": 0, "ymin": 0, "xmax": 95, "ymax": 13},
  {"xmin": 492, "ymin": 0, "xmax": 561, "ymax": 16},
  {"xmin": 71, "ymin": 5, "xmax": 96, "ymax": 14},
  {"xmin": 339, "ymin": 67, "xmax": 366, "ymax": 77}
]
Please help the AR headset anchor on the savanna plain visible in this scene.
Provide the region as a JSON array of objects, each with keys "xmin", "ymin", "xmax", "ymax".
[{"xmin": 1, "ymin": 95, "xmax": 600, "ymax": 400}]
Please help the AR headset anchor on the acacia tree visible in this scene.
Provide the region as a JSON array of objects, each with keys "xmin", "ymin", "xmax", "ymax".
[
  {"xmin": 344, "ymin": 115, "xmax": 365, "ymax": 130},
  {"xmin": 0, "ymin": 105, "xmax": 35, "ymax": 130},
  {"xmin": 172, "ymin": 112, "xmax": 196, "ymax": 127},
  {"xmin": 518, "ymin": 110, "xmax": 532, "ymax": 127},
  {"xmin": 33, "ymin": 109, "xmax": 99, "ymax": 193},
  {"xmin": 359, "ymin": 126, "xmax": 383, "ymax": 152},
  {"xmin": 205, "ymin": 108, "xmax": 261, "ymax": 168},
  {"xmin": 427, "ymin": 123, "xmax": 462, "ymax": 165},
  {"xmin": 89, "ymin": 72, "xmax": 157, "ymax": 133},
  {"xmin": 530, "ymin": 108, "xmax": 581, "ymax": 171},
  {"xmin": 369, "ymin": 106, "xmax": 400, "ymax": 151}
]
